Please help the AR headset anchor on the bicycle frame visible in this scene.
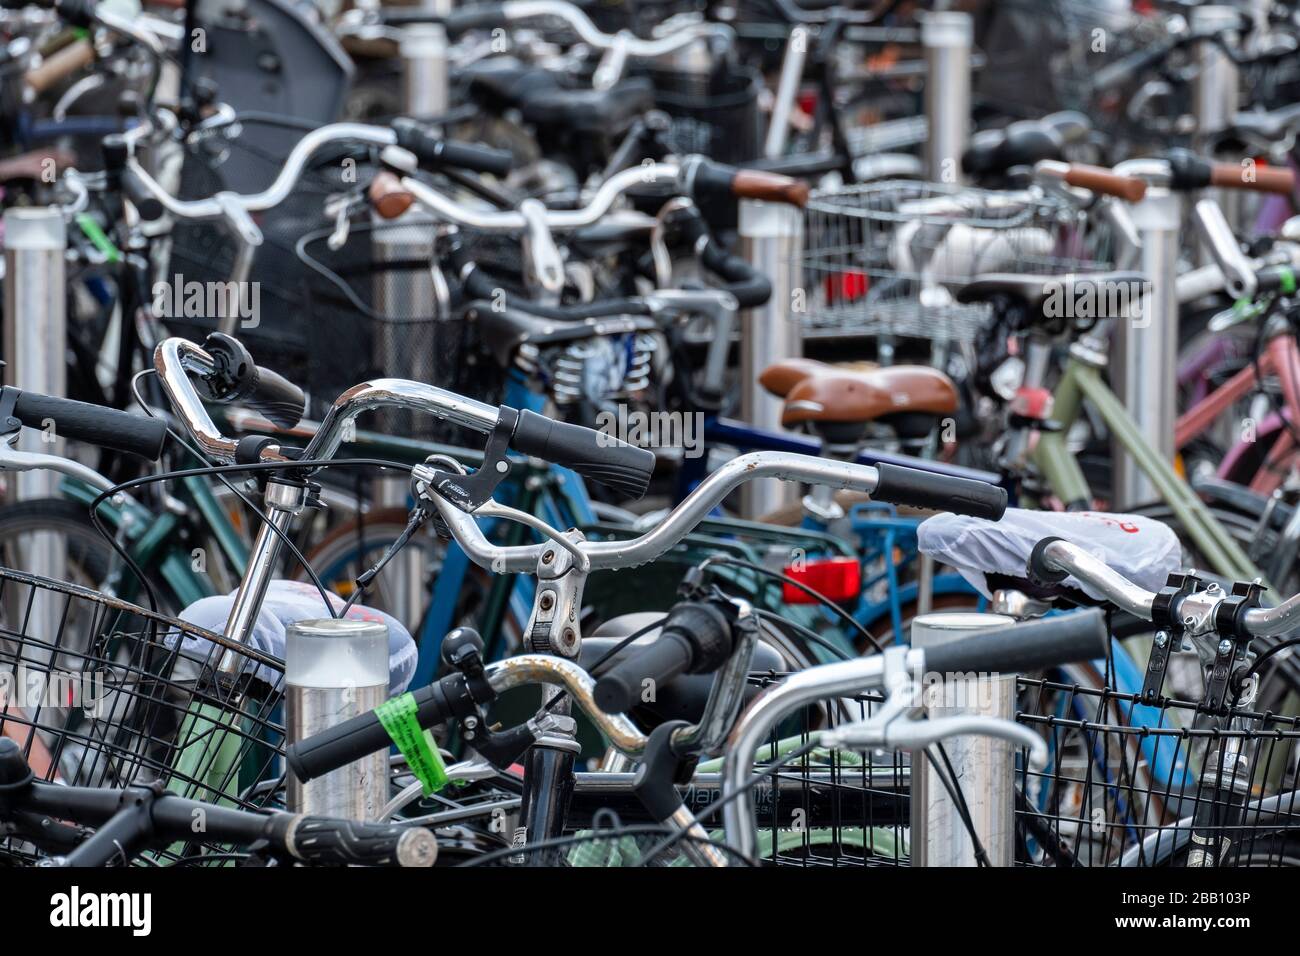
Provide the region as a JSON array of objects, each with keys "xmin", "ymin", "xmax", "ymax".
[
  {"xmin": 1177, "ymin": 329, "xmax": 1300, "ymax": 496},
  {"xmin": 1033, "ymin": 349, "xmax": 1266, "ymax": 584}
]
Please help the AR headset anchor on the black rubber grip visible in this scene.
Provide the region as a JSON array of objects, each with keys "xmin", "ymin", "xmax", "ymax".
[
  {"xmin": 700, "ymin": 239, "xmax": 772, "ymax": 309},
  {"xmin": 439, "ymin": 4, "xmax": 508, "ymax": 37},
  {"xmin": 872, "ymin": 462, "xmax": 1007, "ymax": 520},
  {"xmin": 1166, "ymin": 150, "xmax": 1214, "ymax": 192},
  {"xmin": 279, "ymin": 817, "xmax": 437, "ymax": 867},
  {"xmin": 594, "ymin": 634, "xmax": 694, "ymax": 715},
  {"xmin": 392, "ymin": 119, "xmax": 513, "ymax": 178},
  {"xmin": 286, "ymin": 680, "xmax": 458, "ymax": 784},
  {"xmin": 510, "ymin": 408, "xmax": 655, "ymax": 500},
  {"xmin": 121, "ymin": 167, "xmax": 163, "ymax": 221},
  {"xmin": 923, "ymin": 608, "xmax": 1108, "ymax": 676},
  {"xmin": 233, "ymin": 364, "xmax": 306, "ymax": 430},
  {"xmin": 8, "ymin": 390, "xmax": 167, "ymax": 460}
]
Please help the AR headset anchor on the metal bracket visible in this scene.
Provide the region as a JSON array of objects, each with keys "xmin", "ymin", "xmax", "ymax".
[
  {"xmin": 525, "ymin": 532, "xmax": 589, "ymax": 659},
  {"xmin": 1143, "ymin": 571, "xmax": 1203, "ymax": 701},
  {"xmin": 0, "ymin": 384, "xmax": 22, "ymax": 442},
  {"xmin": 423, "ymin": 406, "xmax": 517, "ymax": 511}
]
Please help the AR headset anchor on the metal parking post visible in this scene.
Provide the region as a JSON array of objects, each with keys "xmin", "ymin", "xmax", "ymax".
[
  {"xmin": 921, "ymin": 11, "xmax": 972, "ymax": 185},
  {"xmin": 738, "ymin": 198, "xmax": 803, "ymax": 517},
  {"xmin": 1191, "ymin": 5, "xmax": 1243, "ymax": 238},
  {"xmin": 909, "ymin": 612, "xmax": 1018, "ymax": 867},
  {"xmin": 1114, "ymin": 185, "xmax": 1181, "ymax": 509},
  {"xmin": 401, "ymin": 20, "xmax": 451, "ymax": 118},
  {"xmin": 2, "ymin": 207, "xmax": 68, "ymax": 601},
  {"xmin": 286, "ymin": 619, "xmax": 391, "ymax": 820},
  {"xmin": 371, "ymin": 210, "xmax": 439, "ymax": 626}
]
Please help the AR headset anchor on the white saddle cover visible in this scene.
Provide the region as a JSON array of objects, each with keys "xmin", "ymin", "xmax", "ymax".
[
  {"xmin": 174, "ymin": 580, "xmax": 418, "ymax": 694},
  {"xmin": 918, "ymin": 508, "xmax": 1182, "ymax": 600}
]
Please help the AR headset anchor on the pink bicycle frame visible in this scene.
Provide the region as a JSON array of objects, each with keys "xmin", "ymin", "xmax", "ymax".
[{"xmin": 1176, "ymin": 333, "xmax": 1300, "ymax": 495}]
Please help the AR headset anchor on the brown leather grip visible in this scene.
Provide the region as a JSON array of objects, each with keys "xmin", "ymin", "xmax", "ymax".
[
  {"xmin": 25, "ymin": 40, "xmax": 95, "ymax": 95},
  {"xmin": 1062, "ymin": 163, "xmax": 1147, "ymax": 202},
  {"xmin": 368, "ymin": 171, "xmax": 415, "ymax": 220},
  {"xmin": 731, "ymin": 169, "xmax": 810, "ymax": 208},
  {"xmin": 1209, "ymin": 162, "xmax": 1297, "ymax": 194}
]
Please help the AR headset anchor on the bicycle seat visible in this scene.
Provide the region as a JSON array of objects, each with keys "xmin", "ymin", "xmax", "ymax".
[
  {"xmin": 758, "ymin": 357, "xmax": 837, "ymax": 398},
  {"xmin": 463, "ymin": 59, "xmax": 653, "ymax": 135},
  {"xmin": 956, "ymin": 271, "xmax": 1148, "ymax": 312},
  {"xmin": 579, "ymin": 613, "xmax": 786, "ymax": 731},
  {"xmin": 1224, "ymin": 104, "xmax": 1300, "ymax": 144},
  {"xmin": 175, "ymin": 580, "xmax": 417, "ymax": 694},
  {"xmin": 917, "ymin": 508, "xmax": 1181, "ymax": 601},
  {"xmin": 771, "ymin": 363, "xmax": 960, "ymax": 441},
  {"xmin": 472, "ymin": 305, "xmax": 658, "ymax": 367}
]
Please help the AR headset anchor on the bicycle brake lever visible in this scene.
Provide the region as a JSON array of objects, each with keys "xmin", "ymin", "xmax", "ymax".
[{"xmin": 822, "ymin": 714, "xmax": 1049, "ymax": 769}]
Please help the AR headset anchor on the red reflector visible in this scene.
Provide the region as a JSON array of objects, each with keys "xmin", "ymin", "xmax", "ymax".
[
  {"xmin": 797, "ymin": 90, "xmax": 818, "ymax": 116},
  {"xmin": 782, "ymin": 557, "xmax": 862, "ymax": 604},
  {"xmin": 823, "ymin": 271, "xmax": 869, "ymax": 304}
]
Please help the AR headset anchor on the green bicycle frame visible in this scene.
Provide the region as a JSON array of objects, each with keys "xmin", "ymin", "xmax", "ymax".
[{"xmin": 1033, "ymin": 351, "xmax": 1265, "ymax": 585}]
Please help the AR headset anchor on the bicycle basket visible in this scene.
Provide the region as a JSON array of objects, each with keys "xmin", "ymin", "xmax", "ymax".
[
  {"xmin": 0, "ymin": 569, "xmax": 285, "ymax": 837},
  {"xmin": 799, "ymin": 180, "xmax": 1112, "ymax": 343},
  {"xmin": 635, "ymin": 61, "xmax": 764, "ymax": 165},
  {"xmin": 1015, "ymin": 678, "xmax": 1300, "ymax": 868}
]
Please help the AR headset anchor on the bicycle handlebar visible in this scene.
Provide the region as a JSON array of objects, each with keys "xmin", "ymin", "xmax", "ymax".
[
  {"xmin": 422, "ymin": 452, "xmax": 1005, "ymax": 574},
  {"xmin": 0, "ymin": 739, "xmax": 436, "ymax": 866},
  {"xmin": 381, "ymin": 154, "xmax": 807, "ymax": 232},
  {"xmin": 720, "ymin": 610, "xmax": 1108, "ymax": 859},
  {"xmin": 2, "ymin": 387, "xmax": 168, "ymax": 460},
  {"xmin": 1030, "ymin": 537, "xmax": 1300, "ymax": 638}
]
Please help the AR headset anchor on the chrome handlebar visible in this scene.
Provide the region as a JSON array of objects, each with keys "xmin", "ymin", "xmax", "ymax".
[
  {"xmin": 387, "ymin": 156, "xmax": 681, "ymax": 232},
  {"xmin": 127, "ymin": 123, "xmax": 398, "ymax": 221},
  {"xmin": 417, "ymin": 451, "xmax": 883, "ymax": 574},
  {"xmin": 1037, "ymin": 538, "xmax": 1300, "ymax": 638}
]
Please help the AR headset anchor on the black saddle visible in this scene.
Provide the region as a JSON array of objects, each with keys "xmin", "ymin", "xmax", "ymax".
[
  {"xmin": 463, "ymin": 59, "xmax": 654, "ymax": 135},
  {"xmin": 470, "ymin": 305, "xmax": 658, "ymax": 367},
  {"xmin": 957, "ymin": 270, "xmax": 1148, "ymax": 333},
  {"xmin": 579, "ymin": 613, "xmax": 786, "ymax": 731}
]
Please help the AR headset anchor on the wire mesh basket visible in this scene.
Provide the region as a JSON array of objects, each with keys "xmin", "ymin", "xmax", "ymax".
[
  {"xmin": 1015, "ymin": 678, "xmax": 1300, "ymax": 868},
  {"xmin": 635, "ymin": 61, "xmax": 764, "ymax": 165},
  {"xmin": 975, "ymin": 0, "xmax": 1173, "ymax": 125},
  {"xmin": 798, "ymin": 180, "xmax": 1111, "ymax": 343},
  {"xmin": 0, "ymin": 568, "xmax": 285, "ymax": 863}
]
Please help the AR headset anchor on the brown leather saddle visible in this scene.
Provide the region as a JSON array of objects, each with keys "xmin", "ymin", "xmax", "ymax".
[{"xmin": 759, "ymin": 358, "xmax": 959, "ymax": 442}]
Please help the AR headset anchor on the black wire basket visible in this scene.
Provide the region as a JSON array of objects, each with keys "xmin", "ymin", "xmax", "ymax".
[
  {"xmin": 1015, "ymin": 678, "xmax": 1300, "ymax": 868},
  {"xmin": 636, "ymin": 61, "xmax": 764, "ymax": 165},
  {"xmin": 0, "ymin": 569, "xmax": 285, "ymax": 862}
]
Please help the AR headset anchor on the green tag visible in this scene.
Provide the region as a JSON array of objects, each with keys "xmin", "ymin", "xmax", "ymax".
[
  {"xmin": 76, "ymin": 214, "xmax": 121, "ymax": 263},
  {"xmin": 375, "ymin": 692, "xmax": 449, "ymax": 796},
  {"xmin": 1280, "ymin": 267, "xmax": 1297, "ymax": 296}
]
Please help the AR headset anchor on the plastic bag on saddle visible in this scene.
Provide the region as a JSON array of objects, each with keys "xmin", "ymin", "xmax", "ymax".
[
  {"xmin": 917, "ymin": 508, "xmax": 1181, "ymax": 601},
  {"xmin": 174, "ymin": 580, "xmax": 417, "ymax": 694}
]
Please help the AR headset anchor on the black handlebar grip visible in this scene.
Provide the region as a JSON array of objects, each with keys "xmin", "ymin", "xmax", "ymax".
[
  {"xmin": 235, "ymin": 365, "xmax": 306, "ymax": 430},
  {"xmin": 8, "ymin": 390, "xmax": 167, "ymax": 460},
  {"xmin": 121, "ymin": 167, "xmax": 164, "ymax": 221},
  {"xmin": 286, "ymin": 680, "xmax": 458, "ymax": 784},
  {"xmin": 700, "ymin": 239, "xmax": 772, "ymax": 309},
  {"xmin": 923, "ymin": 608, "xmax": 1108, "ymax": 677},
  {"xmin": 510, "ymin": 408, "xmax": 655, "ymax": 500},
  {"xmin": 282, "ymin": 817, "xmax": 438, "ymax": 867},
  {"xmin": 872, "ymin": 462, "xmax": 1007, "ymax": 520},
  {"xmin": 439, "ymin": 4, "xmax": 508, "ymax": 37},
  {"xmin": 594, "ymin": 633, "xmax": 695, "ymax": 715},
  {"xmin": 392, "ymin": 119, "xmax": 513, "ymax": 178}
]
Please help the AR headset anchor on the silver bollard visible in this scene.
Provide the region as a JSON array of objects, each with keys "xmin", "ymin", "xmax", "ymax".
[
  {"xmin": 910, "ymin": 612, "xmax": 1017, "ymax": 867},
  {"xmin": 3, "ymin": 208, "xmax": 67, "ymax": 618},
  {"xmin": 738, "ymin": 199, "xmax": 803, "ymax": 518},
  {"xmin": 285, "ymin": 619, "xmax": 391, "ymax": 820},
  {"xmin": 921, "ymin": 11, "xmax": 972, "ymax": 185},
  {"xmin": 1114, "ymin": 187, "xmax": 1181, "ymax": 508},
  {"xmin": 370, "ymin": 210, "xmax": 437, "ymax": 625},
  {"xmin": 1192, "ymin": 5, "xmax": 1243, "ymax": 238},
  {"xmin": 401, "ymin": 22, "xmax": 450, "ymax": 118}
]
